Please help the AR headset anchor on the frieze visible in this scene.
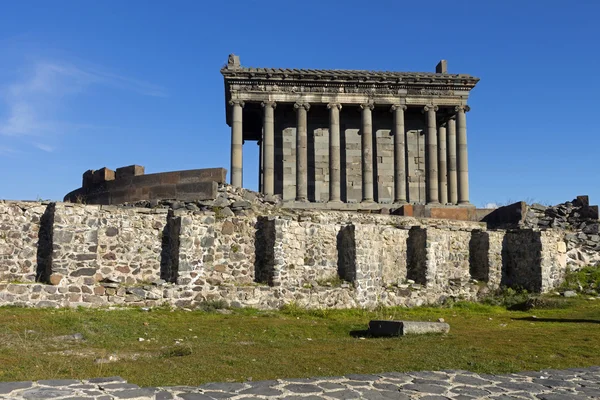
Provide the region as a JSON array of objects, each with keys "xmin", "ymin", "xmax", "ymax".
[{"xmin": 408, "ymin": 88, "xmax": 454, "ymax": 96}]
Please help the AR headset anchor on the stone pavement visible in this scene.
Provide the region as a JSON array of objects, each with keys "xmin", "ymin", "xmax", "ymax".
[{"xmin": 1, "ymin": 367, "xmax": 599, "ymax": 400}]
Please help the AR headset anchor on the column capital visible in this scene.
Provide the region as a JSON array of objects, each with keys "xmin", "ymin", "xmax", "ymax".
[
  {"xmin": 229, "ymin": 99, "xmax": 245, "ymax": 107},
  {"xmin": 261, "ymin": 100, "xmax": 277, "ymax": 109},
  {"xmin": 455, "ymin": 105, "xmax": 471, "ymax": 113},
  {"xmin": 360, "ymin": 102, "xmax": 374, "ymax": 110},
  {"xmin": 422, "ymin": 105, "xmax": 439, "ymax": 113},
  {"xmin": 327, "ymin": 102, "xmax": 342, "ymax": 110},
  {"xmin": 294, "ymin": 102, "xmax": 310, "ymax": 111},
  {"xmin": 390, "ymin": 104, "xmax": 407, "ymax": 112}
]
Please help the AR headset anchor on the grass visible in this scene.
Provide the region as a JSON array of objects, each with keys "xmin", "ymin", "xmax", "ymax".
[{"xmin": 0, "ymin": 298, "xmax": 599, "ymax": 387}]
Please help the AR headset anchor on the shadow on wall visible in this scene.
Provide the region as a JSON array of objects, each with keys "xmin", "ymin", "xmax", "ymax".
[
  {"xmin": 36, "ymin": 203, "xmax": 55, "ymax": 284},
  {"xmin": 407, "ymin": 226, "xmax": 427, "ymax": 284},
  {"xmin": 469, "ymin": 230, "xmax": 490, "ymax": 282},
  {"xmin": 501, "ymin": 230, "xmax": 542, "ymax": 292},
  {"xmin": 160, "ymin": 210, "xmax": 181, "ymax": 283},
  {"xmin": 254, "ymin": 217, "xmax": 276, "ymax": 285},
  {"xmin": 337, "ymin": 225, "xmax": 356, "ymax": 282}
]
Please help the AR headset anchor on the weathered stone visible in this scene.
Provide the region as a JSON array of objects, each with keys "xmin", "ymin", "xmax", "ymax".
[{"xmin": 369, "ymin": 320, "xmax": 450, "ymax": 336}]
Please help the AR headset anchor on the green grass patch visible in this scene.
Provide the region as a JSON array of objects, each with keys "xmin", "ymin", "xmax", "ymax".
[
  {"xmin": 560, "ymin": 266, "xmax": 600, "ymax": 294},
  {"xmin": 0, "ymin": 299, "xmax": 599, "ymax": 386}
]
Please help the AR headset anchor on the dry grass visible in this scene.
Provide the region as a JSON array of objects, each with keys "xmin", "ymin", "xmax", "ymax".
[{"xmin": 0, "ymin": 298, "xmax": 599, "ymax": 386}]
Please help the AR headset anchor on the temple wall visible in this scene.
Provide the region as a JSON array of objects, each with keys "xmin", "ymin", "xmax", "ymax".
[
  {"xmin": 274, "ymin": 107, "xmax": 427, "ymax": 203},
  {"xmin": 0, "ymin": 201, "xmax": 569, "ymax": 309}
]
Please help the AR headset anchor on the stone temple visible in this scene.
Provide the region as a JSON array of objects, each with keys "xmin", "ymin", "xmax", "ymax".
[{"xmin": 221, "ymin": 54, "xmax": 479, "ymax": 206}]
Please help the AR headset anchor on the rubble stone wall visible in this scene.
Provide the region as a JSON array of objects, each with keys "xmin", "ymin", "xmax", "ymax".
[{"xmin": 0, "ymin": 199, "xmax": 570, "ymax": 309}]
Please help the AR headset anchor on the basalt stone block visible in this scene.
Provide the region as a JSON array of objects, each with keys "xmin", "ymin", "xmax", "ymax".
[
  {"xmin": 368, "ymin": 320, "xmax": 450, "ymax": 337},
  {"xmin": 176, "ymin": 181, "xmax": 218, "ymax": 201},
  {"xmin": 92, "ymin": 168, "xmax": 115, "ymax": 184},
  {"xmin": 115, "ymin": 165, "xmax": 145, "ymax": 180}
]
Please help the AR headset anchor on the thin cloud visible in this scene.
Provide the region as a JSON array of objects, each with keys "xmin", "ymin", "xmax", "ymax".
[
  {"xmin": 34, "ymin": 142, "xmax": 55, "ymax": 152},
  {"xmin": 0, "ymin": 60, "xmax": 167, "ymax": 140}
]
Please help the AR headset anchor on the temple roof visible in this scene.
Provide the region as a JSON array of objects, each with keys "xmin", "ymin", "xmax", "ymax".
[{"xmin": 221, "ymin": 55, "xmax": 479, "ymax": 88}]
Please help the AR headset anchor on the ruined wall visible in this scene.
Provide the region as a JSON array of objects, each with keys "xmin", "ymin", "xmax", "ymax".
[{"xmin": 0, "ymin": 200, "xmax": 570, "ymax": 309}]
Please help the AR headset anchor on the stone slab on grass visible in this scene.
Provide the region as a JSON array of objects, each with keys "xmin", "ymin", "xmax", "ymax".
[{"xmin": 368, "ymin": 320, "xmax": 450, "ymax": 336}]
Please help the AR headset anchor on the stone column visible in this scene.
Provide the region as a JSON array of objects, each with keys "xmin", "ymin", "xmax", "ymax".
[
  {"xmin": 229, "ymin": 100, "xmax": 244, "ymax": 187},
  {"xmin": 438, "ymin": 123, "xmax": 448, "ymax": 205},
  {"xmin": 262, "ymin": 101, "xmax": 276, "ymax": 196},
  {"xmin": 294, "ymin": 102, "xmax": 310, "ymax": 202},
  {"xmin": 456, "ymin": 105, "xmax": 471, "ymax": 205},
  {"xmin": 447, "ymin": 117, "xmax": 458, "ymax": 204},
  {"xmin": 257, "ymin": 140, "xmax": 263, "ymax": 193},
  {"xmin": 391, "ymin": 104, "xmax": 407, "ymax": 204},
  {"xmin": 360, "ymin": 102, "xmax": 375, "ymax": 203},
  {"xmin": 423, "ymin": 105, "xmax": 439, "ymax": 204},
  {"xmin": 328, "ymin": 103, "xmax": 342, "ymax": 202}
]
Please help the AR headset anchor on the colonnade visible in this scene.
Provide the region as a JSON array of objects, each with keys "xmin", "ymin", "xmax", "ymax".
[{"xmin": 229, "ymin": 99, "xmax": 470, "ymax": 205}]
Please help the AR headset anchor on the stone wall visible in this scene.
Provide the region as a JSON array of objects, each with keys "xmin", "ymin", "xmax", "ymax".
[
  {"xmin": 0, "ymin": 199, "xmax": 571, "ymax": 309},
  {"xmin": 64, "ymin": 166, "xmax": 226, "ymax": 205},
  {"xmin": 274, "ymin": 106, "xmax": 427, "ymax": 203}
]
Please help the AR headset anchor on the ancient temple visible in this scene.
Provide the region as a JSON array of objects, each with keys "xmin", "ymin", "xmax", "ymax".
[{"xmin": 221, "ymin": 54, "xmax": 479, "ymax": 206}]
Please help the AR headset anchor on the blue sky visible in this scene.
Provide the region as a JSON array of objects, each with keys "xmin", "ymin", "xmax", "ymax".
[{"xmin": 1, "ymin": 0, "xmax": 598, "ymax": 207}]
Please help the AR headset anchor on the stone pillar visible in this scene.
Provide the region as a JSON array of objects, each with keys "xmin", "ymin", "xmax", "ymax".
[
  {"xmin": 360, "ymin": 102, "xmax": 375, "ymax": 203},
  {"xmin": 423, "ymin": 105, "xmax": 439, "ymax": 204},
  {"xmin": 438, "ymin": 123, "xmax": 448, "ymax": 204},
  {"xmin": 262, "ymin": 101, "xmax": 276, "ymax": 196},
  {"xmin": 447, "ymin": 117, "xmax": 458, "ymax": 204},
  {"xmin": 294, "ymin": 102, "xmax": 310, "ymax": 202},
  {"xmin": 229, "ymin": 100, "xmax": 244, "ymax": 187},
  {"xmin": 328, "ymin": 103, "xmax": 342, "ymax": 202},
  {"xmin": 258, "ymin": 140, "xmax": 263, "ymax": 194},
  {"xmin": 456, "ymin": 105, "xmax": 470, "ymax": 205},
  {"xmin": 391, "ymin": 104, "xmax": 407, "ymax": 204}
]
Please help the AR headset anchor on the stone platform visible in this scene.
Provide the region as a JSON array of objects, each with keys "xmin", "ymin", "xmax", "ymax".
[{"xmin": 1, "ymin": 367, "xmax": 599, "ymax": 399}]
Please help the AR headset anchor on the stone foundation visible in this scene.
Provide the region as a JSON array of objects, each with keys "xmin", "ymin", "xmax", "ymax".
[{"xmin": 0, "ymin": 200, "xmax": 569, "ymax": 309}]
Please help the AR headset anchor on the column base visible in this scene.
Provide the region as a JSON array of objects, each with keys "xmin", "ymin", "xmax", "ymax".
[
  {"xmin": 361, "ymin": 199, "xmax": 375, "ymax": 205},
  {"xmin": 458, "ymin": 201, "xmax": 472, "ymax": 207},
  {"xmin": 295, "ymin": 197, "xmax": 308, "ymax": 202},
  {"xmin": 328, "ymin": 199, "xmax": 343, "ymax": 205},
  {"xmin": 394, "ymin": 199, "xmax": 408, "ymax": 205}
]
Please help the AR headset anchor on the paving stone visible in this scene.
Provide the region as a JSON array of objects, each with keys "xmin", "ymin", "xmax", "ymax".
[
  {"xmin": 344, "ymin": 374, "xmax": 380, "ymax": 381},
  {"xmin": 20, "ymin": 387, "xmax": 77, "ymax": 399},
  {"xmin": 419, "ymin": 396, "xmax": 451, "ymax": 400},
  {"xmin": 238, "ymin": 386, "xmax": 283, "ymax": 396},
  {"xmin": 377, "ymin": 372, "xmax": 412, "ymax": 380},
  {"xmin": 412, "ymin": 378, "xmax": 452, "ymax": 387},
  {"xmin": 155, "ymin": 391, "xmax": 174, "ymax": 400},
  {"xmin": 318, "ymin": 382, "xmax": 346, "ymax": 390},
  {"xmin": 280, "ymin": 396, "xmax": 324, "ymax": 400},
  {"xmin": 199, "ymin": 382, "xmax": 247, "ymax": 392},
  {"xmin": 201, "ymin": 391, "xmax": 237, "ymax": 399},
  {"xmin": 111, "ymin": 388, "xmax": 158, "ymax": 398},
  {"xmin": 99, "ymin": 383, "xmax": 140, "ymax": 390},
  {"xmin": 497, "ymin": 381, "xmax": 549, "ymax": 393},
  {"xmin": 246, "ymin": 380, "xmax": 279, "ymax": 387},
  {"xmin": 285, "ymin": 377, "xmax": 320, "ymax": 383},
  {"xmin": 372, "ymin": 382, "xmax": 400, "ymax": 391},
  {"xmin": 344, "ymin": 380, "xmax": 372, "ymax": 387},
  {"xmin": 409, "ymin": 371, "xmax": 450, "ymax": 380},
  {"xmin": 452, "ymin": 375, "xmax": 494, "ymax": 386},
  {"xmin": 402, "ymin": 384, "xmax": 447, "ymax": 394},
  {"xmin": 325, "ymin": 389, "xmax": 362, "ymax": 399},
  {"xmin": 449, "ymin": 386, "xmax": 491, "ymax": 397},
  {"xmin": 532, "ymin": 378, "xmax": 578, "ymax": 388},
  {"xmin": 536, "ymin": 394, "xmax": 585, "ymax": 400},
  {"xmin": 0, "ymin": 381, "xmax": 33, "ymax": 394},
  {"xmin": 179, "ymin": 394, "xmax": 217, "ymax": 400},
  {"xmin": 87, "ymin": 376, "xmax": 126, "ymax": 383},
  {"xmin": 284, "ymin": 383, "xmax": 322, "ymax": 393},
  {"xmin": 37, "ymin": 379, "xmax": 81, "ymax": 386}
]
